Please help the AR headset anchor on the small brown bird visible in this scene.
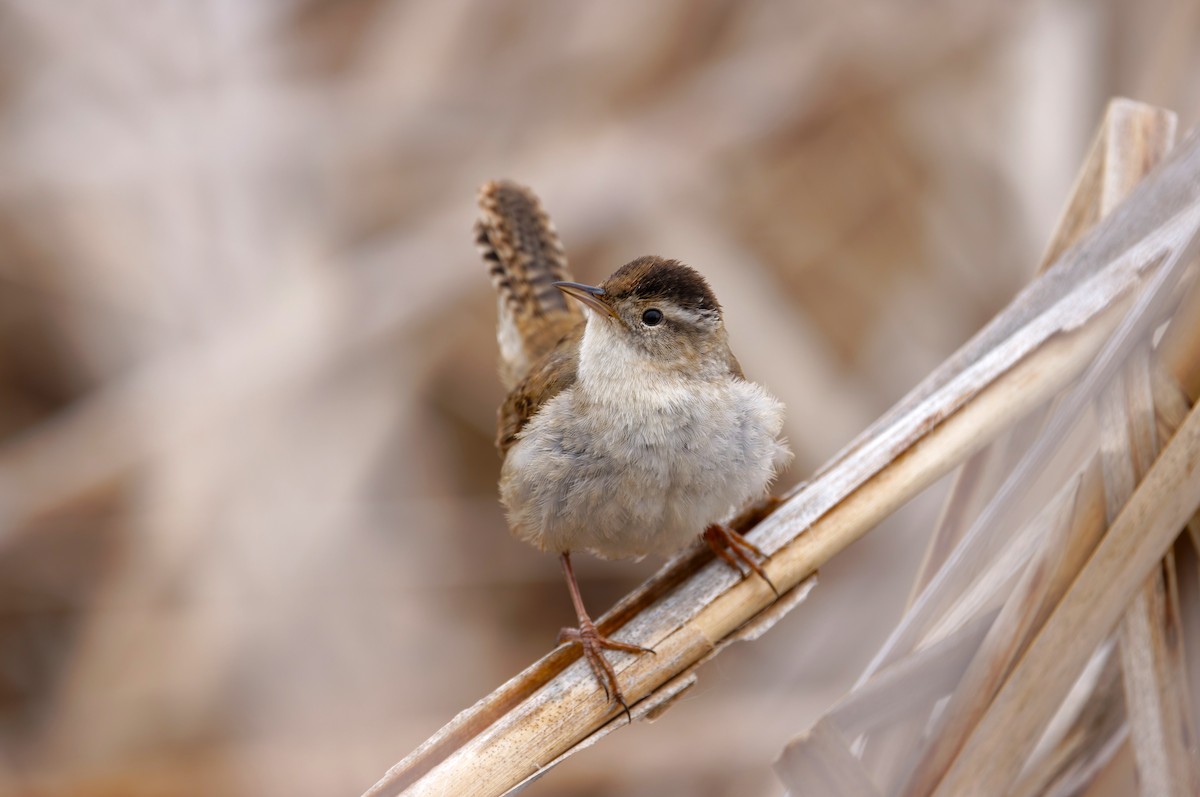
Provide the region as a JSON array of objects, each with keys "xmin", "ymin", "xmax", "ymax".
[{"xmin": 476, "ymin": 180, "xmax": 791, "ymax": 710}]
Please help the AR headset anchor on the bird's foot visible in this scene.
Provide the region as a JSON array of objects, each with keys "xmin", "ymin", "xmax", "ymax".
[
  {"xmin": 703, "ymin": 523, "xmax": 780, "ymax": 597},
  {"xmin": 558, "ymin": 618, "xmax": 655, "ymax": 720}
]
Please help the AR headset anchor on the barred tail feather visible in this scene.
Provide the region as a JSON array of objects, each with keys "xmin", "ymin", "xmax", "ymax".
[{"xmin": 476, "ymin": 180, "xmax": 582, "ymax": 388}]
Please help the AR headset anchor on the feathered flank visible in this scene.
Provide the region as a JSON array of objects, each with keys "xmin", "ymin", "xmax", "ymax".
[
  {"xmin": 476, "ymin": 180, "xmax": 583, "ymax": 389},
  {"xmin": 495, "ymin": 324, "xmax": 582, "ymax": 457}
]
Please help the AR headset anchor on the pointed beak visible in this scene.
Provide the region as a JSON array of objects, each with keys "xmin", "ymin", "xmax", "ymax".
[{"xmin": 554, "ymin": 281, "xmax": 620, "ymax": 319}]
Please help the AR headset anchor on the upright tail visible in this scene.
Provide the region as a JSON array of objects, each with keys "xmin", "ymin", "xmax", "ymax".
[{"xmin": 476, "ymin": 180, "xmax": 583, "ymax": 389}]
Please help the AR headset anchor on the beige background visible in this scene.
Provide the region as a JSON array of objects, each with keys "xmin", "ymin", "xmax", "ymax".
[{"xmin": 0, "ymin": 1, "xmax": 1196, "ymax": 795}]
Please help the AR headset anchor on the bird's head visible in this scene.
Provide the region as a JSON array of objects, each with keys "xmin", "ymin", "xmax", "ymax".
[{"xmin": 555, "ymin": 256, "xmax": 729, "ymax": 374}]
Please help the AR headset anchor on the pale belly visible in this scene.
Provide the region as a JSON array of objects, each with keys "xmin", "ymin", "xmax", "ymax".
[{"xmin": 500, "ymin": 381, "xmax": 788, "ymax": 560}]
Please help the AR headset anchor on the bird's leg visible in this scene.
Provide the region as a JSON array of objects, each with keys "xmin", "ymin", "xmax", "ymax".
[
  {"xmin": 557, "ymin": 551, "xmax": 654, "ymax": 718},
  {"xmin": 703, "ymin": 523, "xmax": 780, "ymax": 597}
]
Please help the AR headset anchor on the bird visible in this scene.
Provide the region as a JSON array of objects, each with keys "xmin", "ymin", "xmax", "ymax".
[{"xmin": 475, "ymin": 179, "xmax": 791, "ymax": 711}]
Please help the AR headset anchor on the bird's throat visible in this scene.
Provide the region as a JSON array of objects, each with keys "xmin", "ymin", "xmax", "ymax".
[{"xmin": 576, "ymin": 316, "xmax": 701, "ymax": 409}]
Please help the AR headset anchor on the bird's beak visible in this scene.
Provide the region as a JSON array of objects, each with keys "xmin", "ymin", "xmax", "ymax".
[{"xmin": 554, "ymin": 281, "xmax": 620, "ymax": 320}]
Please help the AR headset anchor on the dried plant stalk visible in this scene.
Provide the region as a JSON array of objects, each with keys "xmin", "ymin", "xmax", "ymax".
[
  {"xmin": 1099, "ymin": 101, "xmax": 1198, "ymax": 797},
  {"xmin": 931, "ymin": 396, "xmax": 1200, "ymax": 795},
  {"xmin": 892, "ymin": 97, "xmax": 1179, "ymax": 797},
  {"xmin": 858, "ymin": 99, "xmax": 1175, "ymax": 791},
  {"xmin": 776, "ymin": 719, "xmax": 881, "ymax": 797},
  {"xmin": 897, "ymin": 462, "xmax": 1109, "ymax": 797},
  {"xmin": 1118, "ymin": 550, "xmax": 1199, "ymax": 795},
  {"xmin": 1008, "ymin": 653, "xmax": 1127, "ymax": 797},
  {"xmin": 1105, "ymin": 346, "xmax": 1199, "ymax": 794}
]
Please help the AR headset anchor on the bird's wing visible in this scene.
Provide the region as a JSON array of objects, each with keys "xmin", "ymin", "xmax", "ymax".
[
  {"xmin": 727, "ymin": 350, "xmax": 746, "ymax": 380},
  {"xmin": 496, "ymin": 323, "xmax": 583, "ymax": 458}
]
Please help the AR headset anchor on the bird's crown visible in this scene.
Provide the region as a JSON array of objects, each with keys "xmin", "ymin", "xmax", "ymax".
[{"xmin": 601, "ymin": 256, "xmax": 721, "ymax": 315}]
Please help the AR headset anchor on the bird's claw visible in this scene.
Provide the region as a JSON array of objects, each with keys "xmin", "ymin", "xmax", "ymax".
[
  {"xmin": 703, "ymin": 523, "xmax": 781, "ymax": 597},
  {"xmin": 559, "ymin": 619, "xmax": 654, "ymax": 722}
]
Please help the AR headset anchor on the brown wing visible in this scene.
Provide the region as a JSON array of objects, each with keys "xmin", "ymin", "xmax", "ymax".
[
  {"xmin": 727, "ymin": 349, "xmax": 746, "ymax": 380},
  {"xmin": 497, "ymin": 323, "xmax": 583, "ymax": 458}
]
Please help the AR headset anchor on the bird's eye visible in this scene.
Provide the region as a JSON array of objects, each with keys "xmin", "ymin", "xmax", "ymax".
[{"xmin": 641, "ymin": 308, "xmax": 664, "ymax": 327}]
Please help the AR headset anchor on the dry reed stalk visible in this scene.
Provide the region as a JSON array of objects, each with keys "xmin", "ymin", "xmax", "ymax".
[
  {"xmin": 1083, "ymin": 103, "xmax": 1198, "ymax": 797},
  {"xmin": 931, "ymin": 390, "xmax": 1200, "ymax": 795},
  {"xmin": 895, "ymin": 461, "xmax": 1109, "ymax": 796},
  {"xmin": 859, "ymin": 98, "xmax": 1175, "ymax": 791},
  {"xmin": 365, "ymin": 106, "xmax": 1200, "ymax": 796},
  {"xmin": 1005, "ymin": 308, "xmax": 1200, "ymax": 797},
  {"xmin": 775, "ymin": 719, "xmax": 881, "ymax": 797},
  {"xmin": 905, "ymin": 98, "xmax": 1177, "ymax": 601},
  {"xmin": 1105, "ymin": 327, "xmax": 1199, "ymax": 791},
  {"xmin": 926, "ymin": 101, "xmax": 1200, "ymax": 797},
  {"xmin": 894, "ymin": 98, "xmax": 1180, "ymax": 797},
  {"xmin": 1008, "ymin": 653, "xmax": 1127, "ymax": 797},
  {"xmin": 778, "ymin": 98, "xmax": 1193, "ymax": 796}
]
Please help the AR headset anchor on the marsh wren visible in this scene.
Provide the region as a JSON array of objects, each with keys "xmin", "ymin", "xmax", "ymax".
[{"xmin": 476, "ymin": 180, "xmax": 790, "ymax": 710}]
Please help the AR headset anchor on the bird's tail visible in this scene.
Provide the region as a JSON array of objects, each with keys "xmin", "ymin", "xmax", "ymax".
[{"xmin": 475, "ymin": 180, "xmax": 583, "ymax": 389}]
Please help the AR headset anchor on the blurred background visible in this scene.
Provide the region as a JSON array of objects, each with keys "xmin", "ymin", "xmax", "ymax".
[{"xmin": 0, "ymin": 1, "xmax": 1197, "ymax": 795}]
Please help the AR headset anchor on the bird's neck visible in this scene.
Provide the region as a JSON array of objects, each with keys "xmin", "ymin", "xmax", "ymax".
[{"xmin": 576, "ymin": 316, "xmax": 723, "ymax": 408}]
